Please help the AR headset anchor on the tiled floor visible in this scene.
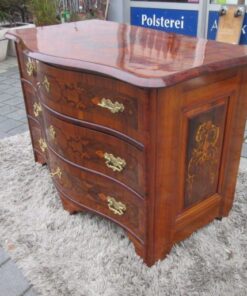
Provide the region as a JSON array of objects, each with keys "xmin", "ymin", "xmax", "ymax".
[
  {"xmin": 0, "ymin": 247, "xmax": 36, "ymax": 296},
  {"xmin": 0, "ymin": 58, "xmax": 28, "ymax": 139},
  {"xmin": 0, "ymin": 247, "xmax": 37, "ymax": 296},
  {"xmin": 0, "ymin": 58, "xmax": 35, "ymax": 296},
  {"xmin": 0, "ymin": 57, "xmax": 247, "ymax": 296}
]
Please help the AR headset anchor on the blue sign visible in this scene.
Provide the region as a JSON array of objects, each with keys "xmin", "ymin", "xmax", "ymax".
[
  {"xmin": 131, "ymin": 7, "xmax": 198, "ymax": 37},
  {"xmin": 208, "ymin": 11, "xmax": 247, "ymax": 44}
]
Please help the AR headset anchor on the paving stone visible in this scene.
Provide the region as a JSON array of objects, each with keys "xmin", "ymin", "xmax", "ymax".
[
  {"xmin": 0, "ymin": 131, "xmax": 7, "ymax": 139},
  {"xmin": 23, "ymin": 287, "xmax": 38, "ymax": 296},
  {"xmin": 0, "ymin": 68, "xmax": 8, "ymax": 74},
  {"xmin": 242, "ymin": 143, "xmax": 247, "ymax": 158},
  {"xmin": 3, "ymin": 61, "xmax": 18, "ymax": 68},
  {"xmin": 1, "ymin": 69, "xmax": 19, "ymax": 76},
  {"xmin": 0, "ymin": 118, "xmax": 22, "ymax": 133},
  {"xmin": 240, "ymin": 157, "xmax": 247, "ymax": 169},
  {"xmin": 0, "ymin": 71, "xmax": 16, "ymax": 77},
  {"xmin": 16, "ymin": 92, "xmax": 24, "ymax": 98},
  {"xmin": 3, "ymin": 97, "xmax": 23, "ymax": 106},
  {"xmin": 6, "ymin": 123, "xmax": 28, "ymax": 136},
  {"xmin": 0, "ymin": 71, "xmax": 15, "ymax": 77},
  {"xmin": 0, "ymin": 105, "xmax": 18, "ymax": 115},
  {"xmin": 0, "ymin": 76, "xmax": 7, "ymax": 81},
  {"xmin": 2, "ymin": 87, "xmax": 22, "ymax": 96},
  {"xmin": 0, "ymin": 260, "xmax": 31, "ymax": 296},
  {"xmin": 0, "ymin": 247, "xmax": 9, "ymax": 265},
  {"xmin": 17, "ymin": 102, "xmax": 26, "ymax": 110},
  {"xmin": 20, "ymin": 117, "xmax": 28, "ymax": 125},
  {"xmin": 8, "ymin": 75, "xmax": 21, "ymax": 81},
  {"xmin": 12, "ymin": 95, "xmax": 24, "ymax": 103},
  {"xmin": 3, "ymin": 80, "xmax": 21, "ymax": 88},
  {"xmin": 0, "ymin": 115, "xmax": 8, "ymax": 123},
  {"xmin": 6, "ymin": 109, "xmax": 27, "ymax": 121},
  {"xmin": 3, "ymin": 70, "xmax": 19, "ymax": 76},
  {"xmin": 14, "ymin": 85, "xmax": 22, "ymax": 92},
  {"xmin": 0, "ymin": 93, "xmax": 14, "ymax": 103},
  {"xmin": 1, "ymin": 72, "xmax": 17, "ymax": 78},
  {"xmin": 0, "ymin": 85, "xmax": 13, "ymax": 92},
  {"xmin": 0, "ymin": 67, "xmax": 18, "ymax": 73}
]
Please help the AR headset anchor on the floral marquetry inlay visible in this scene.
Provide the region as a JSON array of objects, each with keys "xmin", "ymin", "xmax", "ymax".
[{"xmin": 187, "ymin": 120, "xmax": 220, "ymax": 204}]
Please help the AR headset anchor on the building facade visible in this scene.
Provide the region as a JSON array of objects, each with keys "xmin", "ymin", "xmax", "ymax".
[{"xmin": 108, "ymin": 0, "xmax": 247, "ymax": 43}]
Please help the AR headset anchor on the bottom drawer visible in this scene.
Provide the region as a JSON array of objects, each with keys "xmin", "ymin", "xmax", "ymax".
[{"xmin": 48, "ymin": 149, "xmax": 145, "ymax": 242}]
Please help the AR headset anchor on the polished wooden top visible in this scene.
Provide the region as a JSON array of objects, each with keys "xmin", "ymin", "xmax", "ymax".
[{"xmin": 6, "ymin": 20, "xmax": 247, "ymax": 88}]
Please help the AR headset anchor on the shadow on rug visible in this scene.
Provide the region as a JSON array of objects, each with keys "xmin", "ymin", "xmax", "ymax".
[{"xmin": 0, "ymin": 132, "xmax": 246, "ymax": 296}]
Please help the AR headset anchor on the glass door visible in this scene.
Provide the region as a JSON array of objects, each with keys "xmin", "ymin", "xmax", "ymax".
[
  {"xmin": 207, "ymin": 0, "xmax": 247, "ymax": 43},
  {"xmin": 130, "ymin": 0, "xmax": 203, "ymax": 37}
]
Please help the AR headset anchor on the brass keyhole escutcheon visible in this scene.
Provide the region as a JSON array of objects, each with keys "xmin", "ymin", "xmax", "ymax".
[
  {"xmin": 50, "ymin": 167, "xmax": 62, "ymax": 179},
  {"xmin": 48, "ymin": 125, "xmax": 56, "ymax": 140},
  {"xmin": 39, "ymin": 138, "xmax": 47, "ymax": 152},
  {"xmin": 97, "ymin": 98, "xmax": 125, "ymax": 114},
  {"xmin": 42, "ymin": 76, "xmax": 50, "ymax": 93},
  {"xmin": 26, "ymin": 58, "xmax": 37, "ymax": 77},
  {"xmin": 107, "ymin": 196, "xmax": 126, "ymax": 216},
  {"xmin": 33, "ymin": 102, "xmax": 42, "ymax": 117},
  {"xmin": 104, "ymin": 153, "xmax": 126, "ymax": 172}
]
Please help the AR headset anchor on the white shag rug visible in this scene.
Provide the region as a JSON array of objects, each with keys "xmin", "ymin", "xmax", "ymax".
[{"xmin": 0, "ymin": 132, "xmax": 247, "ymax": 296}]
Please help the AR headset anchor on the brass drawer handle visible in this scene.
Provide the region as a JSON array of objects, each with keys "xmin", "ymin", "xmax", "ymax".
[
  {"xmin": 48, "ymin": 125, "xmax": 56, "ymax": 140},
  {"xmin": 26, "ymin": 58, "xmax": 37, "ymax": 76},
  {"xmin": 98, "ymin": 98, "xmax": 125, "ymax": 114},
  {"xmin": 38, "ymin": 138, "xmax": 47, "ymax": 152},
  {"xmin": 41, "ymin": 76, "xmax": 50, "ymax": 93},
  {"xmin": 107, "ymin": 196, "xmax": 126, "ymax": 216},
  {"xmin": 104, "ymin": 153, "xmax": 126, "ymax": 172},
  {"xmin": 33, "ymin": 102, "xmax": 42, "ymax": 117},
  {"xmin": 51, "ymin": 167, "xmax": 62, "ymax": 179}
]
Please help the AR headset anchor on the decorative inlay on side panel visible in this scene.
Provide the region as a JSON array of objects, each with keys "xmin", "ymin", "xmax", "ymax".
[
  {"xmin": 187, "ymin": 121, "xmax": 220, "ymax": 198},
  {"xmin": 184, "ymin": 100, "xmax": 228, "ymax": 208}
]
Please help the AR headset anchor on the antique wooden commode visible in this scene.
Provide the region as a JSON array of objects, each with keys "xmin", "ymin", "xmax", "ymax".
[{"xmin": 7, "ymin": 20, "xmax": 247, "ymax": 266}]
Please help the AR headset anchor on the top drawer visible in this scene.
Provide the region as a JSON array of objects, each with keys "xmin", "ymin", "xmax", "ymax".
[{"xmin": 36, "ymin": 62, "xmax": 148, "ymax": 143}]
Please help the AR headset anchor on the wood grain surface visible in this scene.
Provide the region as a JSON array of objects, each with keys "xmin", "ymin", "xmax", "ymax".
[
  {"xmin": 9, "ymin": 22, "xmax": 247, "ymax": 266},
  {"xmin": 6, "ymin": 20, "xmax": 247, "ymax": 88},
  {"xmin": 49, "ymin": 148, "xmax": 146, "ymax": 243},
  {"xmin": 37, "ymin": 61, "xmax": 148, "ymax": 143},
  {"xmin": 42, "ymin": 107, "xmax": 146, "ymax": 197}
]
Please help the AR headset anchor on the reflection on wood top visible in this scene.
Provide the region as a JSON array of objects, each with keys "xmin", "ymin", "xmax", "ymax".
[{"xmin": 6, "ymin": 20, "xmax": 247, "ymax": 88}]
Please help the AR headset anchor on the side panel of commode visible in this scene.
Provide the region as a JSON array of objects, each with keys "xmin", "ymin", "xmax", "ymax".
[{"xmin": 152, "ymin": 67, "xmax": 247, "ymax": 264}]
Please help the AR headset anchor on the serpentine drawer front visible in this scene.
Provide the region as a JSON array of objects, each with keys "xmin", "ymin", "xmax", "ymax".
[
  {"xmin": 49, "ymin": 149, "xmax": 145, "ymax": 242},
  {"xmin": 28, "ymin": 119, "xmax": 47, "ymax": 164},
  {"xmin": 37, "ymin": 61, "xmax": 148, "ymax": 144},
  {"xmin": 20, "ymin": 79, "xmax": 46, "ymax": 164},
  {"xmin": 7, "ymin": 20, "xmax": 247, "ymax": 266},
  {"xmin": 21, "ymin": 82, "xmax": 42, "ymax": 119},
  {"xmin": 42, "ymin": 108, "xmax": 145, "ymax": 196}
]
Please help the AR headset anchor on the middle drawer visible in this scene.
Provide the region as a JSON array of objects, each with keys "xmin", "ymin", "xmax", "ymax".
[{"xmin": 42, "ymin": 108, "xmax": 146, "ymax": 197}]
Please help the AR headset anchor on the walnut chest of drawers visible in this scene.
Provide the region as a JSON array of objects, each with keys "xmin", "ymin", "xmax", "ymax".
[{"xmin": 6, "ymin": 20, "xmax": 247, "ymax": 266}]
